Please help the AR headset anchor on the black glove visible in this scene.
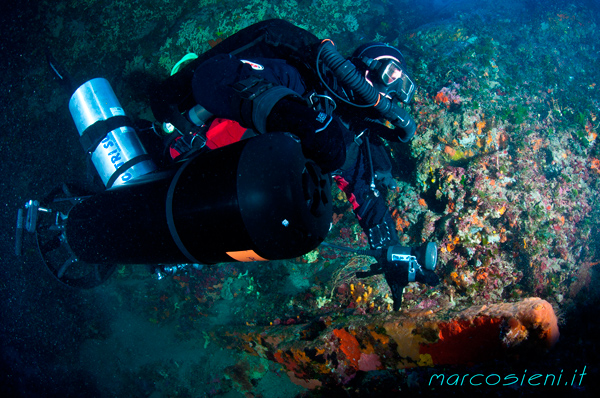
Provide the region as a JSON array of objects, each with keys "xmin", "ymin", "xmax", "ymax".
[
  {"xmin": 378, "ymin": 103, "xmax": 416, "ymax": 143},
  {"xmin": 357, "ymin": 258, "xmax": 439, "ymax": 311},
  {"xmin": 374, "ymin": 170, "xmax": 397, "ymax": 190},
  {"xmin": 267, "ymin": 98, "xmax": 350, "ymax": 173},
  {"xmin": 356, "ymin": 242, "xmax": 439, "ymax": 310},
  {"xmin": 360, "ymin": 209, "xmax": 398, "ymax": 250}
]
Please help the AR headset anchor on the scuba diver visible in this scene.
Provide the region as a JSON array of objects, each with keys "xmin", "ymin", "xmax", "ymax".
[
  {"xmin": 151, "ymin": 19, "xmax": 414, "ymax": 250},
  {"xmin": 19, "ymin": 19, "xmax": 436, "ymax": 309},
  {"xmin": 148, "ymin": 19, "xmax": 439, "ymax": 308}
]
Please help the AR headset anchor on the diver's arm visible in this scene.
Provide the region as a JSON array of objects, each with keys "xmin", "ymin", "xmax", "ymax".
[{"xmin": 192, "ymin": 54, "xmax": 348, "ymax": 172}]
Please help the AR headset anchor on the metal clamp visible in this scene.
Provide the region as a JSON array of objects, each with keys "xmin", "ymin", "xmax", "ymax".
[
  {"xmin": 308, "ymin": 92, "xmax": 337, "ymax": 115},
  {"xmin": 15, "ymin": 200, "xmax": 51, "ymax": 256},
  {"xmin": 390, "ymin": 253, "xmax": 420, "ymax": 282}
]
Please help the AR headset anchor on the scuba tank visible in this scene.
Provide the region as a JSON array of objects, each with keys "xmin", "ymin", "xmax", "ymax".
[{"xmin": 69, "ymin": 78, "xmax": 157, "ymax": 187}]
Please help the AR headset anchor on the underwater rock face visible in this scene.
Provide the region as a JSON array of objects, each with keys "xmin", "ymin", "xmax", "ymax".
[{"xmin": 216, "ymin": 297, "xmax": 558, "ymax": 389}]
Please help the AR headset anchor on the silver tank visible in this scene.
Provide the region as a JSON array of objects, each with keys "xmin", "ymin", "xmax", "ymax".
[{"xmin": 69, "ymin": 78, "xmax": 156, "ymax": 187}]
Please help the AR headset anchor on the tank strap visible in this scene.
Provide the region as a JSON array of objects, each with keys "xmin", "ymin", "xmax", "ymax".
[
  {"xmin": 105, "ymin": 154, "xmax": 153, "ymax": 189},
  {"xmin": 79, "ymin": 115, "xmax": 133, "ymax": 154}
]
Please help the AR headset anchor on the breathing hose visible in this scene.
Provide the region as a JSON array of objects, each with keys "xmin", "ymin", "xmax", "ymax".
[{"xmin": 316, "ymin": 40, "xmax": 416, "ymax": 142}]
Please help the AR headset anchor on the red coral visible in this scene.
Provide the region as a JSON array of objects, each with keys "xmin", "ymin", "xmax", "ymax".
[
  {"xmin": 332, "ymin": 328, "xmax": 361, "ymax": 369},
  {"xmin": 273, "ymin": 350, "xmax": 307, "ymax": 378},
  {"xmin": 419, "ymin": 298, "xmax": 560, "ymax": 365},
  {"xmin": 434, "ymin": 91, "xmax": 450, "ymax": 104},
  {"xmin": 419, "ymin": 317, "xmax": 504, "ymax": 365},
  {"xmin": 434, "ymin": 85, "xmax": 462, "ymax": 106}
]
